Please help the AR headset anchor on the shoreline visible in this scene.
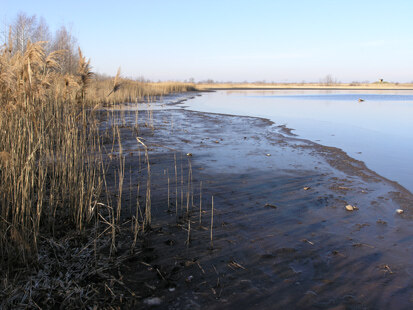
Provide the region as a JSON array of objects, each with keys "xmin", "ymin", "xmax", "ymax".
[
  {"xmin": 201, "ymin": 88, "xmax": 413, "ymax": 91},
  {"xmin": 112, "ymin": 97, "xmax": 413, "ymax": 308},
  {"xmin": 195, "ymin": 83, "xmax": 413, "ymax": 91},
  {"xmin": 168, "ymin": 91, "xmax": 413, "ymax": 198},
  {"xmin": 203, "ymin": 87, "xmax": 413, "ymax": 91},
  {"xmin": 177, "ymin": 89, "xmax": 413, "ymax": 194}
]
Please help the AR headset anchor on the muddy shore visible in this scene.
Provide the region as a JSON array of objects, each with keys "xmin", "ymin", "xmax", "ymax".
[
  {"xmin": 98, "ymin": 93, "xmax": 413, "ymax": 309},
  {"xmin": 3, "ymin": 92, "xmax": 412, "ymax": 309}
]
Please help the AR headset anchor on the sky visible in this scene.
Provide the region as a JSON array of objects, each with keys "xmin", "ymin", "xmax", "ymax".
[{"xmin": 2, "ymin": 0, "xmax": 413, "ymax": 82}]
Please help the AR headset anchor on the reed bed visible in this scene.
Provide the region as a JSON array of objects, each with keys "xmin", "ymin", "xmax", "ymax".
[
  {"xmin": 0, "ymin": 38, "xmax": 103, "ymax": 268},
  {"xmin": 87, "ymin": 77, "xmax": 197, "ymax": 105},
  {"xmin": 0, "ymin": 27, "xmax": 206, "ymax": 308},
  {"xmin": 0, "ymin": 34, "xmax": 195, "ymax": 266}
]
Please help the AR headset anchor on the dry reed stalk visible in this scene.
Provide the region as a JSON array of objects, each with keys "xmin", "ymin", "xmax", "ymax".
[
  {"xmin": 136, "ymin": 137, "xmax": 151, "ymax": 229},
  {"xmin": 132, "ymin": 183, "xmax": 141, "ymax": 250},
  {"xmin": 107, "ymin": 67, "xmax": 122, "ymax": 97},
  {"xmin": 174, "ymin": 153, "xmax": 178, "ymax": 220},
  {"xmin": 167, "ymin": 168, "xmax": 170, "ymax": 211},
  {"xmin": 199, "ymin": 181, "xmax": 202, "ymax": 226},
  {"xmin": 186, "ymin": 157, "xmax": 193, "ymax": 215},
  {"xmin": 129, "ymin": 165, "xmax": 132, "ymax": 217},
  {"xmin": 134, "ymin": 104, "xmax": 139, "ymax": 134},
  {"xmin": 186, "ymin": 217, "xmax": 191, "ymax": 246},
  {"xmin": 180, "ymin": 155, "xmax": 184, "ymax": 213},
  {"xmin": 116, "ymin": 126, "xmax": 124, "ymax": 223},
  {"xmin": 190, "ymin": 159, "xmax": 194, "ymax": 209},
  {"xmin": 210, "ymin": 196, "xmax": 214, "ymax": 248},
  {"xmin": 77, "ymin": 47, "xmax": 93, "ymax": 102}
]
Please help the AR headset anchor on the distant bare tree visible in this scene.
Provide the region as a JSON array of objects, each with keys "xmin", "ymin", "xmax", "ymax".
[
  {"xmin": 0, "ymin": 17, "xmax": 8, "ymax": 46},
  {"xmin": 321, "ymin": 74, "xmax": 338, "ymax": 86},
  {"xmin": 11, "ymin": 12, "xmax": 38, "ymax": 54},
  {"xmin": 32, "ymin": 17, "xmax": 51, "ymax": 48},
  {"xmin": 6, "ymin": 13, "xmax": 79, "ymax": 74},
  {"xmin": 51, "ymin": 26, "xmax": 78, "ymax": 74},
  {"xmin": 8, "ymin": 13, "xmax": 52, "ymax": 54}
]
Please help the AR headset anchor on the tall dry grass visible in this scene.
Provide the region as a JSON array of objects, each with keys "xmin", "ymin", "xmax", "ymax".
[
  {"xmin": 87, "ymin": 77, "xmax": 197, "ymax": 105},
  {"xmin": 0, "ymin": 31, "xmax": 196, "ymax": 270},
  {"xmin": 0, "ymin": 37, "xmax": 104, "ymax": 269}
]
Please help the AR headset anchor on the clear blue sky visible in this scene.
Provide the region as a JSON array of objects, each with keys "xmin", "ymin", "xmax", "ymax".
[{"xmin": 2, "ymin": 0, "xmax": 413, "ymax": 82}]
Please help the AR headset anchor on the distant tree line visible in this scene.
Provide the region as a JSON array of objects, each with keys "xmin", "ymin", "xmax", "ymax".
[{"xmin": 1, "ymin": 12, "xmax": 79, "ymax": 74}]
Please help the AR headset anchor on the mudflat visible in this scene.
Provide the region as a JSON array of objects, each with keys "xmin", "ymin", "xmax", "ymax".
[{"xmin": 99, "ymin": 95, "xmax": 413, "ymax": 309}]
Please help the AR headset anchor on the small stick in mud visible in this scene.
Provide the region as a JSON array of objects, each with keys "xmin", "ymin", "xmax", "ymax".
[
  {"xmin": 136, "ymin": 137, "xmax": 151, "ymax": 228},
  {"xmin": 186, "ymin": 218, "xmax": 191, "ymax": 246},
  {"xmin": 189, "ymin": 158, "xmax": 194, "ymax": 209},
  {"xmin": 167, "ymin": 168, "xmax": 170, "ymax": 211},
  {"xmin": 134, "ymin": 103, "xmax": 139, "ymax": 134},
  {"xmin": 181, "ymin": 154, "xmax": 184, "ymax": 213},
  {"xmin": 199, "ymin": 181, "xmax": 203, "ymax": 226},
  {"xmin": 129, "ymin": 164, "xmax": 132, "ymax": 216},
  {"xmin": 138, "ymin": 148, "xmax": 142, "ymax": 173},
  {"xmin": 132, "ymin": 183, "xmax": 141, "ymax": 250},
  {"xmin": 210, "ymin": 196, "xmax": 214, "ymax": 248},
  {"xmin": 186, "ymin": 163, "xmax": 190, "ymax": 215},
  {"xmin": 174, "ymin": 153, "xmax": 178, "ymax": 220},
  {"xmin": 116, "ymin": 126, "xmax": 125, "ymax": 224},
  {"xmin": 149, "ymin": 109, "xmax": 154, "ymax": 131}
]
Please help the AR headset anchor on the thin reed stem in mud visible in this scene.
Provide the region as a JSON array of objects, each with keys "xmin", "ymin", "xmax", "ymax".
[
  {"xmin": 150, "ymin": 109, "xmax": 154, "ymax": 131},
  {"xmin": 129, "ymin": 165, "xmax": 132, "ymax": 217},
  {"xmin": 134, "ymin": 105, "xmax": 139, "ymax": 134},
  {"xmin": 186, "ymin": 160, "xmax": 191, "ymax": 215},
  {"xmin": 186, "ymin": 217, "xmax": 191, "ymax": 246},
  {"xmin": 116, "ymin": 126, "xmax": 124, "ymax": 223},
  {"xmin": 210, "ymin": 196, "xmax": 214, "ymax": 248},
  {"xmin": 186, "ymin": 157, "xmax": 193, "ymax": 214},
  {"xmin": 199, "ymin": 181, "xmax": 203, "ymax": 226},
  {"xmin": 167, "ymin": 169, "xmax": 170, "ymax": 211},
  {"xmin": 111, "ymin": 205, "xmax": 116, "ymax": 255},
  {"xmin": 145, "ymin": 105, "xmax": 150, "ymax": 128},
  {"xmin": 136, "ymin": 137, "xmax": 151, "ymax": 228},
  {"xmin": 180, "ymin": 155, "xmax": 184, "ymax": 213},
  {"xmin": 132, "ymin": 184, "xmax": 141, "ymax": 250},
  {"xmin": 190, "ymin": 161, "xmax": 194, "ymax": 209},
  {"xmin": 174, "ymin": 154, "xmax": 178, "ymax": 220},
  {"xmin": 138, "ymin": 148, "xmax": 142, "ymax": 173}
]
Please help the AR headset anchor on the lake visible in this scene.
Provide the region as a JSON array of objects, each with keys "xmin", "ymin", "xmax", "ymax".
[{"xmin": 184, "ymin": 89, "xmax": 413, "ymax": 193}]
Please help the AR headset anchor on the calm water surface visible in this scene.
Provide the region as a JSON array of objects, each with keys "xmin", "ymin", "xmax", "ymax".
[{"xmin": 185, "ymin": 90, "xmax": 413, "ymax": 193}]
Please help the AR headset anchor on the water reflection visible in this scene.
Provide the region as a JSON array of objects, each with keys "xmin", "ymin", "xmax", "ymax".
[{"xmin": 185, "ymin": 90, "xmax": 413, "ymax": 192}]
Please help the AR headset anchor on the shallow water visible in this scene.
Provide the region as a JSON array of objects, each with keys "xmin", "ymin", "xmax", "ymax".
[
  {"xmin": 184, "ymin": 90, "xmax": 413, "ymax": 193},
  {"xmin": 113, "ymin": 107, "xmax": 413, "ymax": 309}
]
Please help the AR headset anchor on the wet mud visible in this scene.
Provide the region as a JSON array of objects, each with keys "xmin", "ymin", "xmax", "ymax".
[{"xmin": 101, "ymin": 96, "xmax": 413, "ymax": 309}]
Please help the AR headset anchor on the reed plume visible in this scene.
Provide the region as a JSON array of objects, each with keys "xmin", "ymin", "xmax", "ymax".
[
  {"xmin": 77, "ymin": 47, "xmax": 93, "ymax": 101},
  {"xmin": 107, "ymin": 67, "xmax": 122, "ymax": 97}
]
